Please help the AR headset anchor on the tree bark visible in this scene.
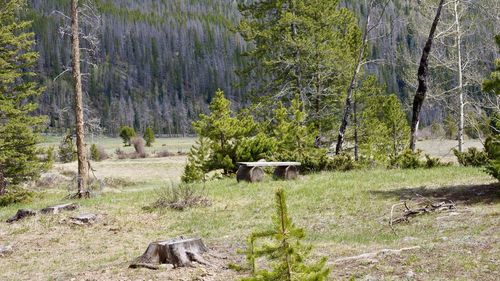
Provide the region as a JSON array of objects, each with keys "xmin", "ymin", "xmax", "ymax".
[
  {"xmin": 71, "ymin": 0, "xmax": 88, "ymax": 195},
  {"xmin": 353, "ymin": 94, "xmax": 359, "ymax": 161},
  {"xmin": 0, "ymin": 165, "xmax": 6, "ymax": 196},
  {"xmin": 455, "ymin": 0, "xmax": 464, "ymax": 152},
  {"xmin": 335, "ymin": 12, "xmax": 370, "ymax": 155},
  {"xmin": 409, "ymin": 0, "xmax": 445, "ymax": 152}
]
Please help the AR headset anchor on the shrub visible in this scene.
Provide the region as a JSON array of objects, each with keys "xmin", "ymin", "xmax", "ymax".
[
  {"xmin": 0, "ymin": 186, "xmax": 33, "ymax": 207},
  {"xmin": 144, "ymin": 183, "xmax": 210, "ymax": 211},
  {"xmin": 58, "ymin": 132, "xmax": 76, "ymax": 163},
  {"xmin": 241, "ymin": 188, "xmax": 329, "ymax": 280},
  {"xmin": 328, "ymin": 153, "xmax": 356, "ymax": 171},
  {"xmin": 453, "ymin": 147, "xmax": 489, "ymax": 167},
  {"xmin": 143, "ymin": 127, "xmax": 155, "ymax": 147},
  {"xmin": 90, "ymin": 144, "xmax": 109, "ymax": 161},
  {"xmin": 132, "ymin": 137, "xmax": 147, "ymax": 158},
  {"xmin": 485, "ymin": 136, "xmax": 500, "ymax": 180},
  {"xmin": 119, "ymin": 126, "xmax": 136, "ymax": 146},
  {"xmin": 390, "ymin": 149, "xmax": 423, "ymax": 169},
  {"xmin": 182, "ymin": 137, "xmax": 211, "ymax": 183},
  {"xmin": 155, "ymin": 150, "xmax": 175, "ymax": 158}
]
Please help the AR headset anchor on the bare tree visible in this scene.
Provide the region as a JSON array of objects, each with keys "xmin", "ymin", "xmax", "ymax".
[
  {"xmin": 335, "ymin": 0, "xmax": 391, "ymax": 155},
  {"xmin": 71, "ymin": 0, "xmax": 88, "ymax": 196},
  {"xmin": 410, "ymin": 0, "xmax": 446, "ymax": 152}
]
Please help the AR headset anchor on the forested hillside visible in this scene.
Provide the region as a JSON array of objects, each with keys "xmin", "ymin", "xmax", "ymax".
[{"xmin": 28, "ymin": 0, "xmax": 499, "ymax": 135}]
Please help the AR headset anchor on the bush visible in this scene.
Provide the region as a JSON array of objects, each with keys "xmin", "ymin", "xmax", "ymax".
[
  {"xmin": 328, "ymin": 153, "xmax": 356, "ymax": 171},
  {"xmin": 58, "ymin": 132, "xmax": 76, "ymax": 163},
  {"xmin": 90, "ymin": 144, "xmax": 109, "ymax": 161},
  {"xmin": 453, "ymin": 147, "xmax": 489, "ymax": 167},
  {"xmin": 182, "ymin": 137, "xmax": 211, "ymax": 183},
  {"xmin": 0, "ymin": 186, "xmax": 33, "ymax": 207},
  {"xmin": 390, "ymin": 149, "xmax": 422, "ymax": 169},
  {"xmin": 144, "ymin": 183, "xmax": 210, "ymax": 211},
  {"xmin": 485, "ymin": 136, "xmax": 500, "ymax": 180},
  {"xmin": 155, "ymin": 150, "xmax": 175, "ymax": 158},
  {"xmin": 143, "ymin": 127, "xmax": 155, "ymax": 147},
  {"xmin": 119, "ymin": 126, "xmax": 136, "ymax": 146}
]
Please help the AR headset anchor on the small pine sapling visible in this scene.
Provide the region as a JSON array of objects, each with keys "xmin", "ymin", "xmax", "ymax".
[
  {"xmin": 242, "ymin": 188, "xmax": 329, "ymax": 281},
  {"xmin": 144, "ymin": 127, "xmax": 155, "ymax": 147},
  {"xmin": 58, "ymin": 131, "xmax": 77, "ymax": 163},
  {"xmin": 119, "ymin": 126, "xmax": 136, "ymax": 146},
  {"xmin": 182, "ymin": 137, "xmax": 211, "ymax": 183}
]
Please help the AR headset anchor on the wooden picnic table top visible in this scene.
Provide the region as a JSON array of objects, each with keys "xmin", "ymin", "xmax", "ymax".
[{"xmin": 237, "ymin": 161, "xmax": 301, "ymax": 167}]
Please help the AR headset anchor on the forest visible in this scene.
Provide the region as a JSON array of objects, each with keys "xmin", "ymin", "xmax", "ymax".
[{"xmin": 0, "ymin": 0, "xmax": 499, "ymax": 280}]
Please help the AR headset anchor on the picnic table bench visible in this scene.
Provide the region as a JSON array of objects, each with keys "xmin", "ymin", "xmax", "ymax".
[{"xmin": 236, "ymin": 161, "xmax": 301, "ymax": 183}]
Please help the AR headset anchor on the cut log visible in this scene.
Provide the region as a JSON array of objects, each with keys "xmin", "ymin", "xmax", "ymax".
[
  {"xmin": 6, "ymin": 209, "xmax": 36, "ymax": 223},
  {"xmin": 70, "ymin": 213, "xmax": 97, "ymax": 225},
  {"xmin": 273, "ymin": 166, "xmax": 299, "ymax": 180},
  {"xmin": 41, "ymin": 203, "xmax": 78, "ymax": 214},
  {"xmin": 236, "ymin": 166, "xmax": 264, "ymax": 183},
  {"xmin": 130, "ymin": 237, "xmax": 209, "ymax": 269}
]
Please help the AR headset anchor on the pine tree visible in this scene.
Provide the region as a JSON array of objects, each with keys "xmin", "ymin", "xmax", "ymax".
[
  {"xmin": 193, "ymin": 89, "xmax": 256, "ymax": 173},
  {"xmin": 482, "ymin": 35, "xmax": 500, "ymax": 95},
  {"xmin": 237, "ymin": 0, "xmax": 361, "ymax": 133},
  {"xmin": 182, "ymin": 137, "xmax": 211, "ymax": 183},
  {"xmin": 144, "ymin": 127, "xmax": 155, "ymax": 147},
  {"xmin": 119, "ymin": 126, "xmax": 136, "ymax": 146},
  {"xmin": 242, "ymin": 188, "xmax": 329, "ymax": 281},
  {"xmin": 58, "ymin": 131, "xmax": 77, "ymax": 163},
  {"xmin": 270, "ymin": 97, "xmax": 327, "ymax": 172},
  {"xmin": 0, "ymin": 0, "xmax": 48, "ymax": 196}
]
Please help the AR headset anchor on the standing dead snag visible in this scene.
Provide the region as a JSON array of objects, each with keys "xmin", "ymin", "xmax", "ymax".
[
  {"xmin": 71, "ymin": 0, "xmax": 89, "ymax": 196},
  {"xmin": 130, "ymin": 238, "xmax": 210, "ymax": 269},
  {"xmin": 409, "ymin": 0, "xmax": 445, "ymax": 152}
]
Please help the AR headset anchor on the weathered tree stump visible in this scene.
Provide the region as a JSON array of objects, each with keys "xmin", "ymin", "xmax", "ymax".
[
  {"xmin": 70, "ymin": 213, "xmax": 96, "ymax": 225},
  {"xmin": 130, "ymin": 237, "xmax": 209, "ymax": 269},
  {"xmin": 41, "ymin": 203, "xmax": 78, "ymax": 214},
  {"xmin": 273, "ymin": 166, "xmax": 299, "ymax": 180},
  {"xmin": 6, "ymin": 209, "xmax": 36, "ymax": 223},
  {"xmin": 236, "ymin": 166, "xmax": 264, "ymax": 183}
]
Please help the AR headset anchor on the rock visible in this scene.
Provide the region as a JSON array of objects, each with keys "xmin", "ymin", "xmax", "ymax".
[
  {"xmin": 41, "ymin": 203, "xmax": 78, "ymax": 214},
  {"xmin": 0, "ymin": 245, "xmax": 13, "ymax": 257},
  {"xmin": 406, "ymin": 270, "xmax": 416, "ymax": 279},
  {"xmin": 6, "ymin": 209, "xmax": 37, "ymax": 223}
]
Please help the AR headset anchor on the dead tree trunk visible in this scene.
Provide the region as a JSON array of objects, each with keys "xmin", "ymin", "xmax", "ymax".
[
  {"xmin": 0, "ymin": 165, "xmax": 6, "ymax": 196},
  {"xmin": 71, "ymin": 0, "xmax": 88, "ymax": 195},
  {"xmin": 410, "ymin": 0, "xmax": 445, "ymax": 151},
  {"xmin": 130, "ymin": 238, "xmax": 209, "ymax": 269}
]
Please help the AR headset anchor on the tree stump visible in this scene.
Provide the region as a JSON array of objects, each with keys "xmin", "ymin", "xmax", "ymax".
[
  {"xmin": 6, "ymin": 209, "xmax": 36, "ymax": 223},
  {"xmin": 130, "ymin": 238, "xmax": 209, "ymax": 269},
  {"xmin": 273, "ymin": 166, "xmax": 299, "ymax": 180},
  {"xmin": 41, "ymin": 203, "xmax": 78, "ymax": 214},
  {"xmin": 236, "ymin": 166, "xmax": 264, "ymax": 183}
]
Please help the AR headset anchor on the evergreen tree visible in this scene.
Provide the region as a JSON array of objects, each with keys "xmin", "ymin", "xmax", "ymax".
[
  {"xmin": 0, "ymin": 0, "xmax": 48, "ymax": 196},
  {"xmin": 193, "ymin": 89, "xmax": 256, "ymax": 173},
  {"xmin": 90, "ymin": 143, "xmax": 100, "ymax": 161},
  {"xmin": 119, "ymin": 126, "xmax": 136, "ymax": 146},
  {"xmin": 242, "ymin": 188, "xmax": 329, "ymax": 281},
  {"xmin": 270, "ymin": 97, "xmax": 327, "ymax": 172},
  {"xmin": 182, "ymin": 136, "xmax": 211, "ymax": 183},
  {"xmin": 483, "ymin": 35, "xmax": 500, "ymax": 95},
  {"xmin": 237, "ymin": 0, "xmax": 361, "ymax": 133},
  {"xmin": 58, "ymin": 131, "xmax": 77, "ymax": 163},
  {"xmin": 143, "ymin": 127, "xmax": 155, "ymax": 147}
]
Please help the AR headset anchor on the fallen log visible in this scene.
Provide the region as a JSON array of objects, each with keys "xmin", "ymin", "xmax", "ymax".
[
  {"xmin": 70, "ymin": 213, "xmax": 97, "ymax": 225},
  {"xmin": 331, "ymin": 246, "xmax": 421, "ymax": 264},
  {"xmin": 130, "ymin": 237, "xmax": 210, "ymax": 269},
  {"xmin": 41, "ymin": 203, "xmax": 79, "ymax": 214},
  {"xmin": 6, "ymin": 209, "xmax": 36, "ymax": 223}
]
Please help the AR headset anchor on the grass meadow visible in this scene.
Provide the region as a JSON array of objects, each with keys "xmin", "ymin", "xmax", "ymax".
[{"xmin": 0, "ymin": 137, "xmax": 497, "ymax": 280}]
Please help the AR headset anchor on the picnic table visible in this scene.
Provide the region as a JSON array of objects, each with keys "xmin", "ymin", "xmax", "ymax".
[{"xmin": 236, "ymin": 161, "xmax": 301, "ymax": 183}]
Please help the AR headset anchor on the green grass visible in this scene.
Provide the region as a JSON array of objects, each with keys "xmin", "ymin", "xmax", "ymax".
[{"xmin": 0, "ymin": 166, "xmax": 498, "ymax": 280}]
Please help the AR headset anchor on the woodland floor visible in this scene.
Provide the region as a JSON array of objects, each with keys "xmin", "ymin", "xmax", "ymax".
[{"xmin": 0, "ymin": 138, "xmax": 497, "ymax": 281}]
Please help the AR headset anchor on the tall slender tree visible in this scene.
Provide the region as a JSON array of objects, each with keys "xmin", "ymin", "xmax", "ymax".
[
  {"xmin": 71, "ymin": 0, "xmax": 88, "ymax": 196},
  {"xmin": 0, "ymin": 0, "xmax": 48, "ymax": 195},
  {"xmin": 410, "ymin": 0, "xmax": 446, "ymax": 151}
]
